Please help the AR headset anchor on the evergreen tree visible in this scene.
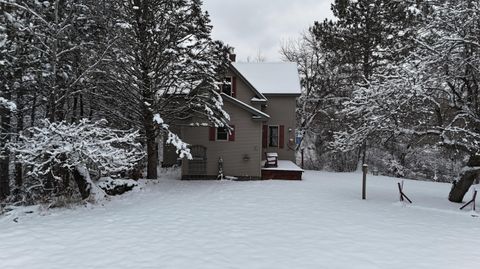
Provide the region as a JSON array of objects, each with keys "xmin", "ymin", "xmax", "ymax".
[
  {"xmin": 312, "ymin": 0, "xmax": 421, "ymax": 166},
  {"xmin": 106, "ymin": 0, "xmax": 230, "ymax": 179}
]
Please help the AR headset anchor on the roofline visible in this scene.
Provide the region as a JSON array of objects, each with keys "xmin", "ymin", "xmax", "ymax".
[
  {"xmin": 251, "ymin": 98, "xmax": 268, "ymax": 104},
  {"xmin": 229, "ymin": 63, "xmax": 267, "ymax": 100},
  {"xmin": 263, "ymin": 93, "xmax": 301, "ymax": 97},
  {"xmin": 221, "ymin": 93, "xmax": 270, "ymax": 119}
]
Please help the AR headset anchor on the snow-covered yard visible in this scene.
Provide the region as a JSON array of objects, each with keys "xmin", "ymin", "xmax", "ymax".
[{"xmin": 1, "ymin": 170, "xmax": 479, "ymax": 269}]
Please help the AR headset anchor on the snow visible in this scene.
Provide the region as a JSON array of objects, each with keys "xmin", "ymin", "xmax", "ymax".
[
  {"xmin": 1, "ymin": 170, "xmax": 480, "ymax": 269},
  {"xmin": 98, "ymin": 177, "xmax": 138, "ymax": 191},
  {"xmin": 115, "ymin": 22, "xmax": 132, "ymax": 29},
  {"xmin": 153, "ymin": 113, "xmax": 165, "ymax": 126},
  {"xmin": 262, "ymin": 160, "xmax": 304, "ymax": 172},
  {"xmin": 251, "ymin": 97, "xmax": 267, "ymax": 102},
  {"xmin": 408, "ymin": 6, "xmax": 422, "ymax": 15},
  {"xmin": 232, "ymin": 62, "xmax": 302, "ymax": 95},
  {"xmin": 0, "ymin": 97, "xmax": 16, "ymax": 111}
]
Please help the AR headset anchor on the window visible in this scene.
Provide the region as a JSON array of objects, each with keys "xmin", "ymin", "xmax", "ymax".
[
  {"xmin": 269, "ymin": 126, "xmax": 279, "ymax": 147},
  {"xmin": 216, "ymin": 127, "xmax": 228, "ymax": 141},
  {"xmin": 210, "ymin": 126, "xmax": 235, "ymax": 142},
  {"xmin": 222, "ymin": 77, "xmax": 232, "ymax": 96}
]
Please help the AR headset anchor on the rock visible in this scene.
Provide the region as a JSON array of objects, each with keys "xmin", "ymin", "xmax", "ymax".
[{"xmin": 98, "ymin": 178, "xmax": 138, "ymax": 196}]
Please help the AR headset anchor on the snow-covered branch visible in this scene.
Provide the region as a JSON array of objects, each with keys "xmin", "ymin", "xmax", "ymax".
[
  {"xmin": 153, "ymin": 114, "xmax": 192, "ymax": 160},
  {"xmin": 9, "ymin": 119, "xmax": 145, "ymax": 200},
  {"xmin": 0, "ymin": 97, "xmax": 16, "ymax": 111}
]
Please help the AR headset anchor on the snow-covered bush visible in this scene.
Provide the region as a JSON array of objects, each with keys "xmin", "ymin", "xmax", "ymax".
[{"xmin": 9, "ymin": 119, "xmax": 145, "ymax": 203}]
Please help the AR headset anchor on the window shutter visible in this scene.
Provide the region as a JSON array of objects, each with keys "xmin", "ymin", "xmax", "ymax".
[
  {"xmin": 229, "ymin": 125, "xmax": 235, "ymax": 141},
  {"xmin": 209, "ymin": 127, "xmax": 216, "ymax": 141},
  {"xmin": 279, "ymin": 125, "xmax": 285, "ymax": 149},
  {"xmin": 232, "ymin": 77, "xmax": 237, "ymax": 98},
  {"xmin": 262, "ymin": 125, "xmax": 268, "ymax": 148}
]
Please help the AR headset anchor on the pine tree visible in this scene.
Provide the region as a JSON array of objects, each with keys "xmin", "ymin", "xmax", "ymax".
[
  {"xmin": 105, "ymin": 0, "xmax": 230, "ymax": 179},
  {"xmin": 312, "ymin": 0, "xmax": 421, "ymax": 165}
]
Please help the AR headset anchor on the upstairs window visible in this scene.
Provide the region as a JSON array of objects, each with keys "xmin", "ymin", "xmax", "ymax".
[
  {"xmin": 269, "ymin": 126, "xmax": 279, "ymax": 147},
  {"xmin": 216, "ymin": 127, "xmax": 229, "ymax": 141},
  {"xmin": 209, "ymin": 126, "xmax": 235, "ymax": 142},
  {"xmin": 222, "ymin": 77, "xmax": 232, "ymax": 96}
]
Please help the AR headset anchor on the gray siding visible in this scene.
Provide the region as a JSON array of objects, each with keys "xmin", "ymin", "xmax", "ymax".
[
  {"xmin": 177, "ymin": 68, "xmax": 299, "ymax": 178},
  {"xmin": 226, "ymin": 70, "xmax": 261, "ymax": 110},
  {"xmin": 181, "ymin": 102, "xmax": 263, "ymax": 178},
  {"xmin": 263, "ymin": 95, "xmax": 297, "ymax": 162}
]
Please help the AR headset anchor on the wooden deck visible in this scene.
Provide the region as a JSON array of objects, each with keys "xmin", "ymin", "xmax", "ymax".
[{"xmin": 261, "ymin": 160, "xmax": 304, "ymax": 180}]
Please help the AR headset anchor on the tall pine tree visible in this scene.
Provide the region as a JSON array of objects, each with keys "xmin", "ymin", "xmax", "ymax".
[
  {"xmin": 106, "ymin": 0, "xmax": 230, "ymax": 179},
  {"xmin": 312, "ymin": 0, "xmax": 421, "ymax": 165}
]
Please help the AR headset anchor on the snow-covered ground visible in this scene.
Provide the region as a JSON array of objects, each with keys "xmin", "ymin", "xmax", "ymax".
[{"xmin": 1, "ymin": 170, "xmax": 479, "ymax": 269}]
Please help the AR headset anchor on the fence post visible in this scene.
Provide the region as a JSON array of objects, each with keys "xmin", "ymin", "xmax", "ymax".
[{"xmin": 362, "ymin": 164, "xmax": 368, "ymax": 200}]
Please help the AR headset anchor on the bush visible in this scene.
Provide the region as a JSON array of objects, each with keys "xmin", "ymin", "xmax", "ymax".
[{"xmin": 9, "ymin": 119, "xmax": 145, "ymax": 204}]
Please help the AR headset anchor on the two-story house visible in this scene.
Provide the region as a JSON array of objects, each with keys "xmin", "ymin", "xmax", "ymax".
[{"xmin": 163, "ymin": 57, "xmax": 303, "ymax": 180}]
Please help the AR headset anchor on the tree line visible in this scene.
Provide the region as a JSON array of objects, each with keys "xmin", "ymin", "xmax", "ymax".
[
  {"xmin": 283, "ymin": 0, "xmax": 480, "ymax": 202},
  {"xmin": 0, "ymin": 0, "xmax": 230, "ymax": 205}
]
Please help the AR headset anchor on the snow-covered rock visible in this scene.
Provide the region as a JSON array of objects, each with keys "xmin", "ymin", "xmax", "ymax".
[{"xmin": 98, "ymin": 178, "xmax": 138, "ymax": 196}]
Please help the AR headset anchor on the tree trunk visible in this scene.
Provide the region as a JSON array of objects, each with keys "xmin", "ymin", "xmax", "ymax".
[
  {"xmin": 72, "ymin": 167, "xmax": 91, "ymax": 200},
  {"xmin": 71, "ymin": 93, "xmax": 78, "ymax": 123},
  {"xmin": 0, "ymin": 107, "xmax": 11, "ymax": 200},
  {"xmin": 14, "ymin": 163, "xmax": 22, "ymax": 187},
  {"xmin": 30, "ymin": 91, "xmax": 37, "ymax": 127},
  {"xmin": 145, "ymin": 111, "xmax": 158, "ymax": 179},
  {"xmin": 72, "ymin": 164, "xmax": 105, "ymax": 201},
  {"xmin": 0, "ymin": 149, "xmax": 10, "ymax": 200},
  {"xmin": 448, "ymin": 154, "xmax": 480, "ymax": 203},
  {"xmin": 15, "ymin": 92, "xmax": 24, "ymax": 187},
  {"xmin": 135, "ymin": 1, "xmax": 157, "ymax": 180}
]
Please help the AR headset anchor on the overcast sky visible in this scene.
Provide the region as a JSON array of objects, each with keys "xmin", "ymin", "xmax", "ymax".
[{"xmin": 203, "ymin": 0, "xmax": 334, "ymax": 62}]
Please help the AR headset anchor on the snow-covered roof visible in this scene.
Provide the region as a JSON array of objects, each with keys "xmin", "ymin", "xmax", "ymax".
[
  {"xmin": 232, "ymin": 62, "xmax": 301, "ymax": 95},
  {"xmin": 221, "ymin": 93, "xmax": 270, "ymax": 119}
]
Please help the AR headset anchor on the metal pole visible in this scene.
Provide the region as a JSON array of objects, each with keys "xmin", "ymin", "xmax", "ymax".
[
  {"xmin": 362, "ymin": 164, "xmax": 368, "ymax": 200},
  {"xmin": 301, "ymin": 149, "xmax": 304, "ymax": 169}
]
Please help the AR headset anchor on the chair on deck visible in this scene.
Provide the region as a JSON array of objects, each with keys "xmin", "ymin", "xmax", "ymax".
[{"xmin": 265, "ymin": 152, "xmax": 278, "ymax": 168}]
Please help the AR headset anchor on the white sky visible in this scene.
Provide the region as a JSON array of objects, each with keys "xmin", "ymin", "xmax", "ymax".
[{"xmin": 203, "ymin": 0, "xmax": 334, "ymax": 62}]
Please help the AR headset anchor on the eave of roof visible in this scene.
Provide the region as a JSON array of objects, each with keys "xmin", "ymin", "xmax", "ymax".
[
  {"xmin": 263, "ymin": 93, "xmax": 301, "ymax": 97},
  {"xmin": 221, "ymin": 93, "xmax": 270, "ymax": 120}
]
